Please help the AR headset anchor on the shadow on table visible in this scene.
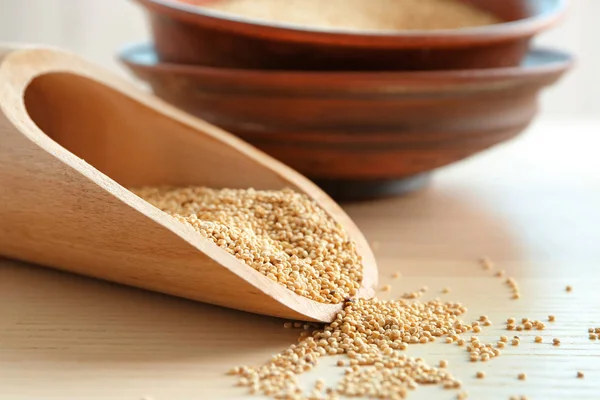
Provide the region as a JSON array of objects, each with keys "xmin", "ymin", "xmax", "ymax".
[
  {"xmin": 343, "ymin": 184, "xmax": 524, "ymax": 269},
  {"xmin": 0, "ymin": 259, "xmax": 299, "ymax": 363}
]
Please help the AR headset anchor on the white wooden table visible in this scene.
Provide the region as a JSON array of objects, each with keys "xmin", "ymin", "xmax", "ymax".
[{"xmin": 1, "ymin": 119, "xmax": 599, "ymax": 400}]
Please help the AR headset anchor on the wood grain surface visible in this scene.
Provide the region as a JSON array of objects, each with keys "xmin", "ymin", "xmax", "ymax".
[{"xmin": 1, "ymin": 118, "xmax": 599, "ymax": 399}]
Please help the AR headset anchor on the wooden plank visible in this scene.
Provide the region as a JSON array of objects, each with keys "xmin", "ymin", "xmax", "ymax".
[{"xmin": 1, "ymin": 119, "xmax": 599, "ymax": 399}]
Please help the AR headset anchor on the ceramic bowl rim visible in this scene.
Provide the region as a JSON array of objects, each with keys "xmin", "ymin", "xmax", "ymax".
[{"xmin": 119, "ymin": 43, "xmax": 575, "ymax": 84}]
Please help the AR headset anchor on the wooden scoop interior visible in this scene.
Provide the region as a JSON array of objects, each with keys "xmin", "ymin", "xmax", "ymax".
[{"xmin": 0, "ymin": 47, "xmax": 377, "ymax": 322}]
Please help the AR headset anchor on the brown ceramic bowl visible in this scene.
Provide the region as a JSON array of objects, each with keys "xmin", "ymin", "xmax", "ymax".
[
  {"xmin": 119, "ymin": 43, "xmax": 573, "ymax": 200},
  {"xmin": 133, "ymin": 0, "xmax": 567, "ymax": 71}
]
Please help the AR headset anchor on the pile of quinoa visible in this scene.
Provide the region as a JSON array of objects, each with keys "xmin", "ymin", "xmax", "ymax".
[
  {"xmin": 180, "ymin": 0, "xmax": 501, "ymax": 31},
  {"xmin": 229, "ymin": 297, "xmax": 471, "ymax": 399},
  {"xmin": 134, "ymin": 186, "xmax": 363, "ymax": 304}
]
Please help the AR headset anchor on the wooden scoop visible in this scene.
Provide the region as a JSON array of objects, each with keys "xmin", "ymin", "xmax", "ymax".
[{"xmin": 0, "ymin": 46, "xmax": 377, "ymax": 322}]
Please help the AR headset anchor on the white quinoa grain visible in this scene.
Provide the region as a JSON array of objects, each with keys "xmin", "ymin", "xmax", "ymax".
[{"xmin": 135, "ymin": 186, "xmax": 363, "ymax": 304}]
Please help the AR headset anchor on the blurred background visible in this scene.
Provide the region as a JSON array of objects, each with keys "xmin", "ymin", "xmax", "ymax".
[{"xmin": 0, "ymin": 0, "xmax": 594, "ymax": 118}]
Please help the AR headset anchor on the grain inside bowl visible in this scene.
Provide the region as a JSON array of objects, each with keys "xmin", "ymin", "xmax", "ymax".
[
  {"xmin": 135, "ymin": 186, "xmax": 363, "ymax": 304},
  {"xmin": 177, "ymin": 0, "xmax": 502, "ymax": 31}
]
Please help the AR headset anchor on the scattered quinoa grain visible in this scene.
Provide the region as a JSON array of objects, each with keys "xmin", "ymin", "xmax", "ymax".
[
  {"xmin": 511, "ymin": 339, "xmax": 520, "ymax": 346},
  {"xmin": 500, "ymin": 336, "xmax": 509, "ymax": 343},
  {"xmin": 548, "ymin": 315, "xmax": 556, "ymax": 322},
  {"xmin": 536, "ymin": 322, "xmax": 546, "ymax": 330},
  {"xmin": 524, "ymin": 322, "xmax": 533, "ymax": 330},
  {"xmin": 566, "ymin": 285, "xmax": 572, "ymax": 292},
  {"xmin": 442, "ymin": 287, "xmax": 451, "ymax": 294},
  {"xmin": 553, "ymin": 338, "xmax": 561, "ymax": 346},
  {"xmin": 480, "ymin": 257, "xmax": 493, "ymax": 270},
  {"xmin": 476, "ymin": 371, "xmax": 485, "ymax": 379},
  {"xmin": 577, "ymin": 371, "xmax": 584, "ymax": 379},
  {"xmin": 283, "ymin": 322, "xmax": 293, "ymax": 329},
  {"xmin": 518, "ymin": 373, "xmax": 526, "ymax": 381},
  {"xmin": 507, "ymin": 318, "xmax": 516, "ymax": 324},
  {"xmin": 401, "ymin": 291, "xmax": 424, "ymax": 300},
  {"xmin": 535, "ymin": 336, "xmax": 543, "ymax": 343},
  {"xmin": 380, "ymin": 285, "xmax": 391, "ymax": 292},
  {"xmin": 439, "ymin": 360, "xmax": 448, "ymax": 368},
  {"xmin": 392, "ymin": 271, "xmax": 402, "ymax": 279},
  {"xmin": 590, "ymin": 333, "xmax": 597, "ymax": 340}
]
